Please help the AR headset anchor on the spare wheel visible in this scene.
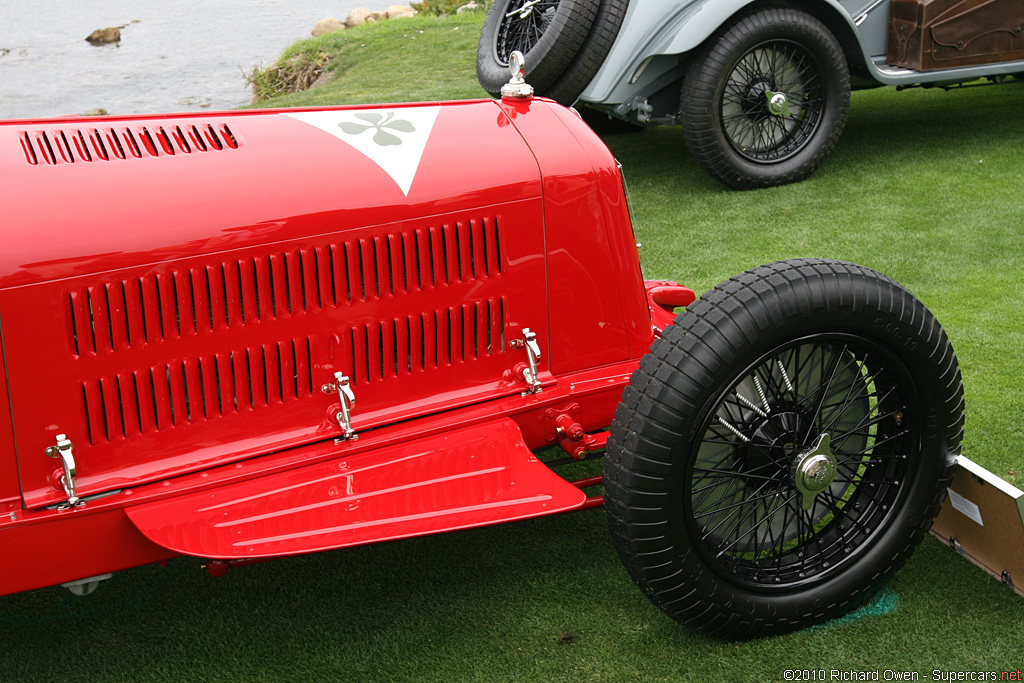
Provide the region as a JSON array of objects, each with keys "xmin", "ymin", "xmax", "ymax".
[
  {"xmin": 477, "ymin": 0, "xmax": 601, "ymax": 97},
  {"xmin": 543, "ymin": 0, "xmax": 630, "ymax": 105}
]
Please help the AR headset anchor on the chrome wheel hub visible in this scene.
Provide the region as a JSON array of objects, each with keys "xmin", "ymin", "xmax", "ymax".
[
  {"xmin": 791, "ymin": 432, "xmax": 836, "ymax": 510},
  {"xmin": 766, "ymin": 90, "xmax": 791, "ymax": 117}
]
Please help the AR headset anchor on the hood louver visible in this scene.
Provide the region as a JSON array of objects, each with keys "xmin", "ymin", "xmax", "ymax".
[
  {"xmin": 65, "ymin": 217, "xmax": 507, "ymax": 447},
  {"xmin": 64, "ymin": 219, "xmax": 503, "ymax": 358},
  {"xmin": 19, "ymin": 122, "xmax": 239, "ymax": 165},
  {"xmin": 80, "ymin": 339, "xmax": 316, "ymax": 445}
]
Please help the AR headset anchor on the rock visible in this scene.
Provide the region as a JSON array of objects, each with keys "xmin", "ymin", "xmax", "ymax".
[
  {"xmin": 387, "ymin": 5, "xmax": 416, "ymax": 18},
  {"xmin": 369, "ymin": 11, "xmax": 388, "ymax": 21},
  {"xmin": 311, "ymin": 17, "xmax": 345, "ymax": 37},
  {"xmin": 310, "ymin": 70, "xmax": 334, "ymax": 90},
  {"xmin": 344, "ymin": 7, "xmax": 374, "ymax": 28},
  {"xmin": 82, "ymin": 108, "xmax": 109, "ymax": 117},
  {"xmin": 456, "ymin": 2, "xmax": 481, "ymax": 13},
  {"xmin": 85, "ymin": 27, "xmax": 120, "ymax": 45}
]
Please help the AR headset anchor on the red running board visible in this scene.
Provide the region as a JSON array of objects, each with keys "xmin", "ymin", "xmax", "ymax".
[{"xmin": 126, "ymin": 418, "xmax": 586, "ymax": 559}]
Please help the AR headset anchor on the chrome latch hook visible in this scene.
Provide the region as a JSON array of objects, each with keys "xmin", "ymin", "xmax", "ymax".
[
  {"xmin": 45, "ymin": 433, "xmax": 83, "ymax": 509},
  {"xmin": 322, "ymin": 372, "xmax": 357, "ymax": 441},
  {"xmin": 511, "ymin": 328, "xmax": 543, "ymax": 395}
]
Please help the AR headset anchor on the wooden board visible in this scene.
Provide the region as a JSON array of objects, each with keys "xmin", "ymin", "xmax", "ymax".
[{"xmin": 930, "ymin": 455, "xmax": 1024, "ymax": 597}]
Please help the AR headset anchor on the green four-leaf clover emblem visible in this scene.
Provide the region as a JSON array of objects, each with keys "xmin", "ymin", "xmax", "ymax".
[{"xmin": 339, "ymin": 112, "xmax": 416, "ymax": 146}]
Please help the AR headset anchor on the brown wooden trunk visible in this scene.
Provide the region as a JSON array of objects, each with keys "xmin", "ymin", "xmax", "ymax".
[{"xmin": 887, "ymin": 0, "xmax": 1024, "ymax": 70}]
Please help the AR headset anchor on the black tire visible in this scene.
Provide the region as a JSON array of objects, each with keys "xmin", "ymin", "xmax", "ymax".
[
  {"xmin": 681, "ymin": 8, "xmax": 850, "ymax": 190},
  {"xmin": 543, "ymin": 0, "xmax": 630, "ymax": 105},
  {"xmin": 477, "ymin": 0, "xmax": 599, "ymax": 97},
  {"xmin": 605, "ymin": 259, "xmax": 964, "ymax": 640}
]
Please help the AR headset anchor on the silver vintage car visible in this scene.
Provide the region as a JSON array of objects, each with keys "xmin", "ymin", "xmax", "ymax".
[{"xmin": 477, "ymin": 0, "xmax": 1024, "ymax": 189}]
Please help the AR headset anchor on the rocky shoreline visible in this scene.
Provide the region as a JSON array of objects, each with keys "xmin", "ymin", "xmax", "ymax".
[
  {"xmin": 311, "ymin": 5, "xmax": 416, "ymax": 37},
  {"xmin": 310, "ymin": 3, "xmax": 481, "ymax": 36}
]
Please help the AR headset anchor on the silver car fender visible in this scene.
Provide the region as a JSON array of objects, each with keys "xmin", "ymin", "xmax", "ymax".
[{"xmin": 579, "ymin": 0, "xmax": 867, "ymax": 106}]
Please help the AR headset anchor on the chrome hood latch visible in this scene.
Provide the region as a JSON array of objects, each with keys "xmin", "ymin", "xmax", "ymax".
[
  {"xmin": 511, "ymin": 327, "xmax": 543, "ymax": 395},
  {"xmin": 322, "ymin": 372, "xmax": 357, "ymax": 441},
  {"xmin": 45, "ymin": 433, "xmax": 84, "ymax": 510}
]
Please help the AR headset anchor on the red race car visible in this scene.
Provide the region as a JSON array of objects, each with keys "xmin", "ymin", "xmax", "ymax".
[{"xmin": 0, "ymin": 58, "xmax": 963, "ymax": 639}]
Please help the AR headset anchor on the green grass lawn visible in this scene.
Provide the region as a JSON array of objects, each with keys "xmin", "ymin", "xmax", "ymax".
[{"xmin": 2, "ymin": 12, "xmax": 1023, "ymax": 682}]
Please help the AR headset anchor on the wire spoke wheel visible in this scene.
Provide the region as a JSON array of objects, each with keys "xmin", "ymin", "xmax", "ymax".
[
  {"xmin": 604, "ymin": 259, "xmax": 964, "ymax": 639},
  {"xmin": 689, "ymin": 335, "xmax": 912, "ymax": 589},
  {"xmin": 720, "ymin": 40, "xmax": 824, "ymax": 163},
  {"xmin": 494, "ymin": 0, "xmax": 560, "ymax": 66},
  {"xmin": 477, "ymin": 0, "xmax": 597, "ymax": 97},
  {"xmin": 681, "ymin": 8, "xmax": 850, "ymax": 189}
]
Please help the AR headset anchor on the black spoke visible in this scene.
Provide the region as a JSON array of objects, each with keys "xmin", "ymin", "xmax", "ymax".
[
  {"xmin": 693, "ymin": 466, "xmax": 780, "ymax": 482},
  {"xmin": 698, "ymin": 476, "xmax": 776, "ymax": 541},
  {"xmin": 686, "ymin": 336, "xmax": 913, "ymax": 588},
  {"xmin": 693, "ymin": 487, "xmax": 783, "ymax": 519},
  {"xmin": 720, "ymin": 39, "xmax": 825, "ymax": 162},
  {"xmin": 494, "ymin": 0, "xmax": 559, "ymax": 64}
]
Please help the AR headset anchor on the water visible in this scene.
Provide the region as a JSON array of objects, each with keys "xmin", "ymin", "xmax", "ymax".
[{"xmin": 0, "ymin": 0, "xmax": 394, "ymax": 120}]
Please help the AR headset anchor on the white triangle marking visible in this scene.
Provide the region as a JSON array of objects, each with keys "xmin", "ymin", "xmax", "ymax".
[{"xmin": 282, "ymin": 107, "xmax": 441, "ymax": 196}]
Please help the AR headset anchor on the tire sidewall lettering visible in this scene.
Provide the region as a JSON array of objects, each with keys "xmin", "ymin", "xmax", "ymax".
[{"xmin": 872, "ymin": 317, "xmax": 919, "ymax": 351}]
